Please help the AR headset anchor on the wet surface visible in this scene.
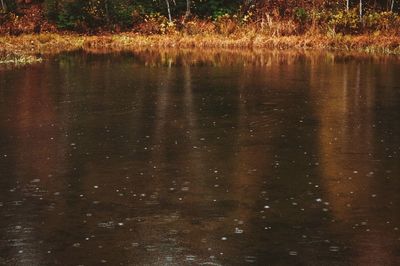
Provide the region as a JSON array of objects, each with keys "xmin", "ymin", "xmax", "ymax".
[{"xmin": 0, "ymin": 50, "xmax": 400, "ymax": 265}]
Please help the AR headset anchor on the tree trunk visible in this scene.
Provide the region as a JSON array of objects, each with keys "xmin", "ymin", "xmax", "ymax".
[
  {"xmin": 104, "ymin": 0, "xmax": 110, "ymax": 24},
  {"xmin": 165, "ymin": 0, "xmax": 172, "ymax": 22},
  {"xmin": 1, "ymin": 0, "xmax": 6, "ymax": 12},
  {"xmin": 185, "ymin": 0, "xmax": 191, "ymax": 18}
]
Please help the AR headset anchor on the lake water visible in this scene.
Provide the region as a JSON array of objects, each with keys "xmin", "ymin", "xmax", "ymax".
[{"xmin": 0, "ymin": 50, "xmax": 399, "ymax": 265}]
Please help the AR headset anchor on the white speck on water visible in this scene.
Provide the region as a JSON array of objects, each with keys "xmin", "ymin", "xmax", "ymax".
[
  {"xmin": 185, "ymin": 255, "xmax": 196, "ymax": 261},
  {"xmin": 235, "ymin": 227, "xmax": 244, "ymax": 234},
  {"xmin": 316, "ymin": 198, "xmax": 322, "ymax": 202},
  {"xmin": 221, "ymin": 237, "xmax": 227, "ymax": 241},
  {"xmin": 329, "ymin": 246, "xmax": 340, "ymax": 252},
  {"xmin": 244, "ymin": 256, "xmax": 257, "ymax": 263},
  {"xmin": 264, "ymin": 205, "xmax": 270, "ymax": 209},
  {"xmin": 145, "ymin": 245, "xmax": 157, "ymax": 252},
  {"xmin": 201, "ymin": 262, "xmax": 222, "ymax": 266},
  {"xmin": 289, "ymin": 251, "xmax": 298, "ymax": 256},
  {"xmin": 98, "ymin": 221, "xmax": 115, "ymax": 229}
]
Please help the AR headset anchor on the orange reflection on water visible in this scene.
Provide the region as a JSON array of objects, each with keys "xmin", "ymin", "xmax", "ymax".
[{"xmin": 311, "ymin": 59, "xmax": 400, "ymax": 265}]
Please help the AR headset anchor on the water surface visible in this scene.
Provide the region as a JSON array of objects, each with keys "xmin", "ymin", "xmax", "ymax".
[{"xmin": 0, "ymin": 50, "xmax": 400, "ymax": 265}]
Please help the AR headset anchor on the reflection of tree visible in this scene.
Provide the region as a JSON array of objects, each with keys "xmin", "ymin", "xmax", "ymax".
[
  {"xmin": 2, "ymin": 63, "xmax": 69, "ymax": 264},
  {"xmin": 2, "ymin": 51, "xmax": 400, "ymax": 265},
  {"xmin": 310, "ymin": 58, "xmax": 400, "ymax": 265}
]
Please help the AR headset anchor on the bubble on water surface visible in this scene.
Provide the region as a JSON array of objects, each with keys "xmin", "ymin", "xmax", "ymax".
[
  {"xmin": 244, "ymin": 256, "xmax": 257, "ymax": 263},
  {"xmin": 145, "ymin": 245, "xmax": 157, "ymax": 252},
  {"xmin": 329, "ymin": 246, "xmax": 340, "ymax": 252},
  {"xmin": 98, "ymin": 221, "xmax": 115, "ymax": 229},
  {"xmin": 185, "ymin": 255, "xmax": 196, "ymax": 261},
  {"xmin": 235, "ymin": 227, "xmax": 244, "ymax": 234}
]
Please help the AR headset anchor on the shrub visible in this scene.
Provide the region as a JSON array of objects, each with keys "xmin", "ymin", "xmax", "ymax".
[
  {"xmin": 317, "ymin": 9, "xmax": 360, "ymax": 34},
  {"xmin": 44, "ymin": 0, "xmax": 137, "ymax": 30},
  {"xmin": 364, "ymin": 11, "xmax": 400, "ymax": 33},
  {"xmin": 214, "ymin": 14, "xmax": 238, "ymax": 35},
  {"xmin": 182, "ymin": 19, "xmax": 216, "ymax": 35},
  {"xmin": 134, "ymin": 13, "xmax": 173, "ymax": 35}
]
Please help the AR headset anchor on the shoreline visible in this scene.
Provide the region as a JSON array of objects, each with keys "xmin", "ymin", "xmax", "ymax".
[{"xmin": 1, "ymin": 33, "xmax": 400, "ymax": 64}]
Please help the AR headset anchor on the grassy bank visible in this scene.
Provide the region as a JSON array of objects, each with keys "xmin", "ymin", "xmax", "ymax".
[
  {"xmin": 2, "ymin": 1, "xmax": 400, "ymax": 65},
  {"xmin": 1, "ymin": 32, "xmax": 400, "ymax": 65}
]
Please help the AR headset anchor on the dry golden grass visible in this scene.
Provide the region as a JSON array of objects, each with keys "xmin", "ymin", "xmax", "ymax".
[{"xmin": 1, "ymin": 31, "xmax": 400, "ymax": 65}]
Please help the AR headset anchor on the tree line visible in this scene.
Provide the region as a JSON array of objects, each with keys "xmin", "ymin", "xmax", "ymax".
[{"xmin": 0, "ymin": 0, "xmax": 399, "ymax": 31}]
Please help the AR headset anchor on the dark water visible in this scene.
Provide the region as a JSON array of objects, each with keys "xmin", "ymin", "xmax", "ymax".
[{"xmin": 0, "ymin": 50, "xmax": 400, "ymax": 265}]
